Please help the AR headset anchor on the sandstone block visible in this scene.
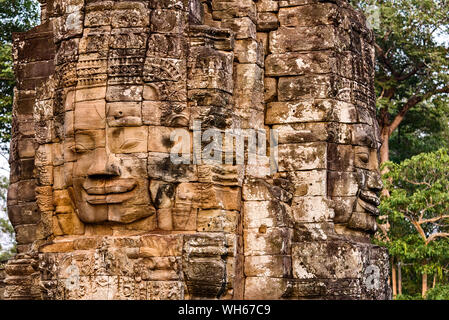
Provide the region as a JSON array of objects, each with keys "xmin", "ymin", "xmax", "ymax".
[
  {"xmin": 244, "ymin": 277, "xmax": 288, "ymax": 299},
  {"xmin": 75, "ymin": 86, "xmax": 106, "ymax": 102},
  {"xmin": 278, "ymin": 142, "xmax": 327, "ymax": 171},
  {"xmin": 256, "ymin": 0, "xmax": 279, "ymax": 12},
  {"xmin": 328, "ymin": 171, "xmax": 359, "ymax": 197},
  {"xmin": 234, "ymin": 39, "xmax": 264, "ymax": 66},
  {"xmin": 264, "ymin": 77, "xmax": 277, "ymax": 102},
  {"xmin": 283, "ymin": 170, "xmax": 327, "ymax": 196},
  {"xmin": 150, "ymin": 9, "xmax": 186, "ymax": 34},
  {"xmin": 234, "ymin": 64, "xmax": 264, "ymax": 110},
  {"xmin": 243, "ymin": 201, "xmax": 293, "ymax": 228},
  {"xmin": 14, "ymin": 224, "xmax": 37, "ymax": 245},
  {"xmin": 292, "ymin": 241, "xmax": 364, "ymax": 279},
  {"xmin": 257, "ymin": 12, "xmax": 279, "ymax": 31},
  {"xmin": 244, "ymin": 255, "xmax": 291, "ymax": 278},
  {"xmin": 107, "ymin": 102, "xmax": 142, "ymax": 127},
  {"xmin": 269, "ymin": 25, "xmax": 350, "ymax": 53},
  {"xmin": 291, "ymin": 196, "xmax": 334, "ymax": 222},
  {"xmin": 106, "ymin": 85, "xmax": 143, "ymax": 102},
  {"xmin": 147, "ymin": 281, "xmax": 184, "ymax": 299},
  {"xmin": 18, "ymin": 138, "xmax": 35, "ymax": 158},
  {"xmin": 244, "ymin": 227, "xmax": 292, "ymax": 256},
  {"xmin": 74, "ymin": 99, "xmax": 106, "ymax": 130},
  {"xmin": 277, "ymin": 75, "xmax": 351, "ymax": 102},
  {"xmin": 140, "ymin": 234, "xmax": 183, "ymax": 257},
  {"xmin": 200, "ymin": 185, "xmax": 241, "ymax": 211},
  {"xmin": 328, "ymin": 144, "xmax": 355, "ymax": 172},
  {"xmin": 273, "ymin": 123, "xmax": 328, "ymax": 144},
  {"xmin": 108, "ymin": 127, "xmax": 148, "ymax": 153},
  {"xmin": 222, "ymin": 17, "xmax": 256, "ymax": 40},
  {"xmin": 147, "ymin": 152, "xmax": 197, "ymax": 182},
  {"xmin": 8, "ymin": 203, "xmax": 39, "ymax": 225},
  {"xmin": 197, "ymin": 209, "xmax": 239, "ymax": 232},
  {"xmin": 266, "ymin": 100, "xmax": 329, "ymax": 124},
  {"xmin": 147, "ymin": 126, "xmax": 191, "ymax": 153},
  {"xmin": 265, "ymin": 51, "xmax": 334, "ymax": 76},
  {"xmin": 242, "ymin": 178, "xmax": 292, "ymax": 202},
  {"xmin": 278, "ymin": 3, "xmax": 339, "ymax": 27}
]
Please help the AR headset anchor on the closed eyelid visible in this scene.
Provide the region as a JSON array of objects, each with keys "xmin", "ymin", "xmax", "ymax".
[
  {"xmin": 356, "ymin": 152, "xmax": 370, "ymax": 162},
  {"xmin": 75, "ymin": 134, "xmax": 96, "ymax": 151},
  {"xmin": 73, "ymin": 143, "xmax": 92, "ymax": 153},
  {"xmin": 119, "ymin": 138, "xmax": 142, "ymax": 150}
]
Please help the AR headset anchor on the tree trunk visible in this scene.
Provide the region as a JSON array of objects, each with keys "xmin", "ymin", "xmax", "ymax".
[
  {"xmin": 398, "ymin": 262, "xmax": 402, "ymax": 295},
  {"xmin": 380, "ymin": 125, "xmax": 390, "ymax": 166},
  {"xmin": 433, "ymin": 274, "xmax": 436, "ymax": 289},
  {"xmin": 392, "ymin": 261, "xmax": 397, "ymax": 298},
  {"xmin": 422, "ymin": 273, "xmax": 428, "ymax": 297},
  {"xmin": 380, "ymin": 124, "xmax": 391, "ymax": 197}
]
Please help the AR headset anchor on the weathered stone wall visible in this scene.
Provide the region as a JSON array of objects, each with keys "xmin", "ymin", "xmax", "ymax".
[
  {"xmin": 3, "ymin": 0, "xmax": 391, "ymax": 300},
  {"xmin": 0, "ymin": 264, "xmax": 6, "ymax": 299}
]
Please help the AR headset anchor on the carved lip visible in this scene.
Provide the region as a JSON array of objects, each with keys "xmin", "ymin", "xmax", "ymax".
[
  {"xmin": 86, "ymin": 193, "xmax": 134, "ymax": 205},
  {"xmin": 358, "ymin": 190, "xmax": 380, "ymax": 216},
  {"xmin": 83, "ymin": 179, "xmax": 137, "ymax": 204}
]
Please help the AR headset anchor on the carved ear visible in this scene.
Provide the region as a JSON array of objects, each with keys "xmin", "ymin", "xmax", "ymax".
[{"xmin": 149, "ymin": 180, "xmax": 175, "ymax": 209}]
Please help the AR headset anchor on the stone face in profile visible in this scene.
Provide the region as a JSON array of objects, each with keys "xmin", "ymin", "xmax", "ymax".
[
  {"xmin": 329, "ymin": 121, "xmax": 384, "ymax": 235},
  {"xmin": 3, "ymin": 0, "xmax": 391, "ymax": 300}
]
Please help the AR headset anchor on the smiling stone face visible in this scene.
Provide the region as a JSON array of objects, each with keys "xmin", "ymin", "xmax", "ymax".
[
  {"xmin": 69, "ymin": 88, "xmax": 154, "ymax": 224},
  {"xmin": 5, "ymin": 0, "xmax": 392, "ymax": 301},
  {"xmin": 330, "ymin": 119, "xmax": 384, "ymax": 236},
  {"xmin": 73, "ymin": 104, "xmax": 155, "ymax": 223},
  {"xmin": 350, "ymin": 125, "xmax": 383, "ymax": 233}
]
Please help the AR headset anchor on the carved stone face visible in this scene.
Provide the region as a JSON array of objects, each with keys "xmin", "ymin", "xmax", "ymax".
[
  {"xmin": 350, "ymin": 124, "xmax": 383, "ymax": 232},
  {"xmin": 330, "ymin": 121, "xmax": 383, "ymax": 235},
  {"xmin": 70, "ymin": 91, "xmax": 155, "ymax": 223}
]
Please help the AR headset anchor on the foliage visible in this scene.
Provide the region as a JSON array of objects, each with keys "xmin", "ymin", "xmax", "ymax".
[
  {"xmin": 389, "ymin": 96, "xmax": 449, "ymax": 163},
  {"xmin": 0, "ymin": 175, "xmax": 15, "ymax": 262},
  {"xmin": 350, "ymin": 0, "xmax": 449, "ymax": 162},
  {"xmin": 425, "ymin": 284, "xmax": 449, "ymax": 300},
  {"xmin": 0, "ymin": 0, "xmax": 40, "ymax": 43},
  {"xmin": 395, "ymin": 294, "xmax": 423, "ymax": 300},
  {"xmin": 377, "ymin": 149, "xmax": 449, "ymax": 297},
  {"xmin": 381, "ymin": 148, "xmax": 449, "ymax": 241},
  {"xmin": 0, "ymin": 0, "xmax": 40, "ymax": 148},
  {"xmin": 0, "ymin": 43, "xmax": 14, "ymax": 148},
  {"xmin": 0, "ymin": 1, "xmax": 39, "ymax": 257}
]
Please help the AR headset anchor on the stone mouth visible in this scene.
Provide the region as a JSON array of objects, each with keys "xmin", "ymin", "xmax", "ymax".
[
  {"xmin": 83, "ymin": 179, "xmax": 137, "ymax": 204},
  {"xmin": 358, "ymin": 190, "xmax": 380, "ymax": 216}
]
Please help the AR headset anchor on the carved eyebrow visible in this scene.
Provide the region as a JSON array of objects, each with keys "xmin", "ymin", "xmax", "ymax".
[{"xmin": 354, "ymin": 132, "xmax": 376, "ymax": 148}]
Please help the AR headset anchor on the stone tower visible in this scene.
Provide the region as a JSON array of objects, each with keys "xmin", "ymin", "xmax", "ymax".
[{"xmin": 2, "ymin": 0, "xmax": 391, "ymax": 299}]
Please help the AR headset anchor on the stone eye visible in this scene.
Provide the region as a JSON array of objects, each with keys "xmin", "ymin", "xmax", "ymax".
[
  {"xmin": 120, "ymin": 138, "xmax": 140, "ymax": 150},
  {"xmin": 72, "ymin": 144, "xmax": 89, "ymax": 154},
  {"xmin": 357, "ymin": 152, "xmax": 369, "ymax": 163}
]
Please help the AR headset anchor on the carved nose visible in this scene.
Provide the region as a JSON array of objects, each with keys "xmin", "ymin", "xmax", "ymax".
[
  {"xmin": 87, "ymin": 148, "xmax": 120, "ymax": 178},
  {"xmin": 367, "ymin": 171, "xmax": 383, "ymax": 192}
]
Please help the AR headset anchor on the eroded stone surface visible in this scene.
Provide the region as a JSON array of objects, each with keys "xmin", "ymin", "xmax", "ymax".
[{"xmin": 5, "ymin": 0, "xmax": 390, "ymax": 300}]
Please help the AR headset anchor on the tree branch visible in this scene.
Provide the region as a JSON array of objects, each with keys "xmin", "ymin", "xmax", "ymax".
[
  {"xmin": 388, "ymin": 85, "xmax": 449, "ymax": 135},
  {"xmin": 426, "ymin": 233, "xmax": 449, "ymax": 245},
  {"xmin": 395, "ymin": 63, "xmax": 425, "ymax": 82},
  {"xmin": 419, "ymin": 214, "xmax": 449, "ymax": 225}
]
